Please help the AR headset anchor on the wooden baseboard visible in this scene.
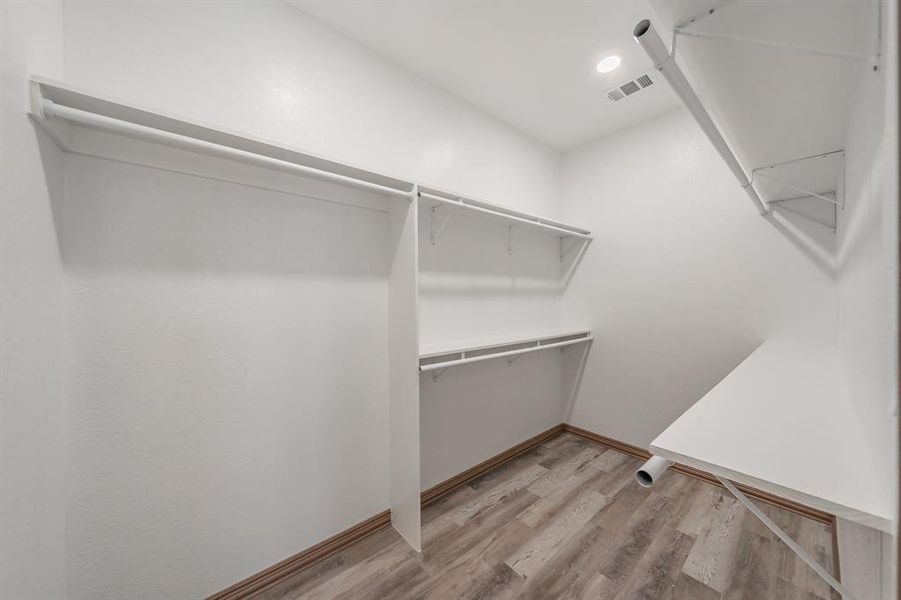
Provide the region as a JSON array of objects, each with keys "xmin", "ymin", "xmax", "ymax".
[
  {"xmin": 208, "ymin": 423, "xmax": 566, "ymax": 599},
  {"xmin": 206, "ymin": 510, "xmax": 390, "ymax": 600},
  {"xmin": 562, "ymin": 424, "xmax": 834, "ymax": 526},
  {"xmin": 210, "ymin": 421, "xmax": 836, "ymax": 598},
  {"xmin": 420, "ymin": 423, "xmax": 566, "ymax": 507}
]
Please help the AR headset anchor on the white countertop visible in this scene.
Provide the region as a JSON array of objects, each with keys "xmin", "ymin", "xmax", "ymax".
[{"xmin": 650, "ymin": 340, "xmax": 894, "ymax": 532}]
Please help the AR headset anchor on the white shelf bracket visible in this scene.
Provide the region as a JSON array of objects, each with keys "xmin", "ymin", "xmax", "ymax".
[
  {"xmin": 431, "ymin": 367, "xmax": 448, "ymax": 383},
  {"xmin": 507, "ymin": 225, "xmax": 514, "ymax": 256},
  {"xmin": 674, "ymin": 28, "xmax": 878, "ymax": 63},
  {"xmin": 430, "ymin": 204, "xmax": 456, "ymax": 245},
  {"xmin": 717, "ymin": 477, "xmax": 855, "ymax": 600},
  {"xmin": 559, "ymin": 236, "xmax": 582, "ymax": 263},
  {"xmin": 751, "ymin": 150, "xmax": 845, "ymax": 231},
  {"xmin": 507, "ymin": 353, "xmax": 523, "ymax": 366},
  {"xmin": 756, "ymin": 172, "xmax": 839, "ymax": 206}
]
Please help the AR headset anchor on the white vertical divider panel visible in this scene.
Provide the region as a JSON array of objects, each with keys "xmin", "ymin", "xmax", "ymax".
[{"xmin": 388, "ymin": 185, "xmax": 421, "ymax": 551}]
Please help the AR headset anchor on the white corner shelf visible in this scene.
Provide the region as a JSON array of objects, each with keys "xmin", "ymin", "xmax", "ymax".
[
  {"xmin": 639, "ymin": 1, "xmax": 878, "ymax": 225},
  {"xmin": 419, "ymin": 328, "xmax": 593, "ymax": 374},
  {"xmin": 650, "ymin": 340, "xmax": 894, "ymax": 533}
]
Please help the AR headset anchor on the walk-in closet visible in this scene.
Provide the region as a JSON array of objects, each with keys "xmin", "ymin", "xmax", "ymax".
[{"xmin": 2, "ymin": 1, "xmax": 898, "ymax": 599}]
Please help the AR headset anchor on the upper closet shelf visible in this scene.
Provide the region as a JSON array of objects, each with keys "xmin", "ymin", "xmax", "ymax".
[
  {"xmin": 419, "ymin": 188, "xmax": 592, "ymax": 242},
  {"xmin": 636, "ymin": 1, "xmax": 880, "ymax": 228},
  {"xmin": 28, "ymin": 76, "xmax": 414, "ymax": 199},
  {"xmin": 29, "ymin": 77, "xmax": 592, "ymax": 239},
  {"xmin": 649, "ymin": 340, "xmax": 894, "ymax": 533},
  {"xmin": 420, "ymin": 328, "xmax": 592, "ymax": 378}
]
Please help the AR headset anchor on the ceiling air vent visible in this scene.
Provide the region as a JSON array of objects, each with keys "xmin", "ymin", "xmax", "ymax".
[
  {"xmin": 620, "ymin": 81, "xmax": 640, "ymax": 96},
  {"xmin": 606, "ymin": 72, "xmax": 655, "ymax": 102},
  {"xmin": 636, "ymin": 74, "xmax": 654, "ymax": 88}
]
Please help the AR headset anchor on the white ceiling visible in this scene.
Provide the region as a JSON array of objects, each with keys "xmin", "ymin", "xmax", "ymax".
[{"xmin": 286, "ymin": 0, "xmax": 680, "ymax": 151}]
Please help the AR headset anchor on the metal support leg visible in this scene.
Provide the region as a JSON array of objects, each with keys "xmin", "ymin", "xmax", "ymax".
[{"xmin": 717, "ymin": 477, "xmax": 854, "ymax": 599}]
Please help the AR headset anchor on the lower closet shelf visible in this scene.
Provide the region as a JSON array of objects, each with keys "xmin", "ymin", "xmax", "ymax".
[{"xmin": 419, "ymin": 329, "xmax": 592, "ymax": 372}]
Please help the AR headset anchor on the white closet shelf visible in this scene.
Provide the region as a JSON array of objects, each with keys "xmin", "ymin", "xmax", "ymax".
[
  {"xmin": 27, "ymin": 76, "xmax": 414, "ymax": 198},
  {"xmin": 28, "ymin": 77, "xmax": 594, "ymax": 242},
  {"xmin": 419, "ymin": 188, "xmax": 592, "ymax": 241},
  {"xmin": 419, "ymin": 328, "xmax": 592, "ymax": 373},
  {"xmin": 649, "ymin": 340, "xmax": 894, "ymax": 532}
]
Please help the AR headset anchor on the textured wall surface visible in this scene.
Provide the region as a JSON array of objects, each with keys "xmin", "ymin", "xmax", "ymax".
[
  {"xmin": 561, "ymin": 108, "xmax": 838, "ymax": 448},
  {"xmin": 835, "ymin": 1, "xmax": 898, "ymax": 596},
  {"xmin": 62, "ymin": 0, "xmax": 559, "ymax": 218},
  {"xmin": 63, "ymin": 155, "xmax": 392, "ymax": 599},
  {"xmin": 0, "ymin": 1, "xmax": 67, "ymax": 598}
]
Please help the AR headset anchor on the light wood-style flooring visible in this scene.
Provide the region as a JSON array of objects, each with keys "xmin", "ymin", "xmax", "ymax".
[{"xmin": 266, "ymin": 433, "xmax": 839, "ymax": 599}]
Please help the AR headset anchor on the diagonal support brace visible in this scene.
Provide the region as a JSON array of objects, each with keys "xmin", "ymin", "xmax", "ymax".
[
  {"xmin": 431, "ymin": 204, "xmax": 456, "ymax": 245},
  {"xmin": 754, "ymin": 171, "xmax": 839, "ymax": 206},
  {"xmin": 717, "ymin": 477, "xmax": 854, "ymax": 600},
  {"xmin": 559, "ymin": 236, "xmax": 584, "ymax": 263}
]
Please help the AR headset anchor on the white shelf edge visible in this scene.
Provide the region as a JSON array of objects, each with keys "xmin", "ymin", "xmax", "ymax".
[
  {"xmin": 420, "ymin": 328, "xmax": 592, "ymax": 358},
  {"xmin": 419, "ymin": 189, "xmax": 592, "ymax": 240},
  {"xmin": 419, "ymin": 329, "xmax": 592, "ymax": 372},
  {"xmin": 649, "ymin": 444, "xmax": 892, "ymax": 533}
]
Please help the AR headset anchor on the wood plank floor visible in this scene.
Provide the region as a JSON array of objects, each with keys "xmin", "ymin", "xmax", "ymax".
[{"xmin": 264, "ymin": 433, "xmax": 839, "ymax": 600}]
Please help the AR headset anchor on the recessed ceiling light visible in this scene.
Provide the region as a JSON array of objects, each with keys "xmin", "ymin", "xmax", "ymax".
[{"xmin": 596, "ymin": 55, "xmax": 622, "ymax": 74}]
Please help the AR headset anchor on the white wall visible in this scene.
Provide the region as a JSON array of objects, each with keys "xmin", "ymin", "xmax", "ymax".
[
  {"xmin": 838, "ymin": 0, "xmax": 898, "ymax": 524},
  {"xmin": 418, "ymin": 207, "xmax": 566, "ymax": 347},
  {"xmin": 561, "ymin": 108, "xmax": 838, "ymax": 448},
  {"xmin": 836, "ymin": 1, "xmax": 898, "ymax": 596},
  {"xmin": 0, "ymin": 2, "xmax": 67, "ymax": 598},
  {"xmin": 56, "ymin": 1, "xmax": 562, "ymax": 598},
  {"xmin": 421, "ymin": 351, "xmax": 566, "ymax": 489},
  {"xmin": 63, "ymin": 153, "xmax": 391, "ymax": 600},
  {"xmin": 61, "ymin": 0, "xmax": 559, "ymax": 218}
]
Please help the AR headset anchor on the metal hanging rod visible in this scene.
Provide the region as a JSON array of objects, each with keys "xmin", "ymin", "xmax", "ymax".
[
  {"xmin": 633, "ymin": 20, "xmax": 768, "ymax": 216},
  {"xmin": 419, "ymin": 335, "xmax": 593, "ymax": 374},
  {"xmin": 419, "ymin": 192, "xmax": 593, "ymax": 240},
  {"xmin": 35, "ymin": 97, "xmax": 414, "ymax": 199}
]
